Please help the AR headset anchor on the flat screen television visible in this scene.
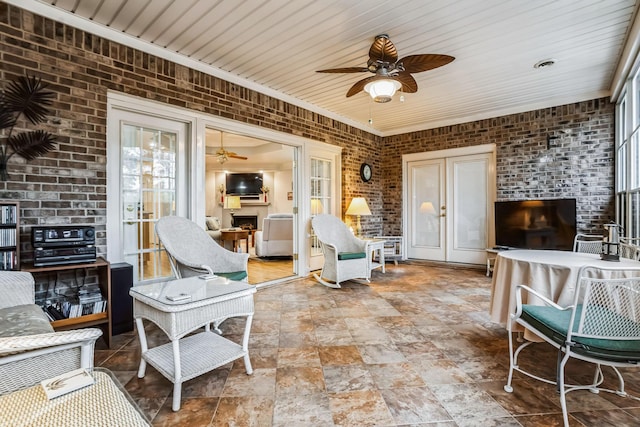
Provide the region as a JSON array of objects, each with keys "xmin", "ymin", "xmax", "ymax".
[
  {"xmin": 225, "ymin": 173, "xmax": 263, "ymax": 196},
  {"xmin": 495, "ymin": 198, "xmax": 577, "ymax": 250}
]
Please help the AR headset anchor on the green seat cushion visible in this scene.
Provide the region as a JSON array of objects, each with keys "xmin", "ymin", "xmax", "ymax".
[
  {"xmin": 521, "ymin": 304, "xmax": 640, "ymax": 363},
  {"xmin": 216, "ymin": 271, "xmax": 248, "ymax": 281},
  {"xmin": 338, "ymin": 252, "xmax": 366, "ymax": 260}
]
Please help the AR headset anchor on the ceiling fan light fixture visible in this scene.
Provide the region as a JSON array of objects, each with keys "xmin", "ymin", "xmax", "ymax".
[{"xmin": 364, "ymin": 79, "xmax": 401, "ymax": 103}]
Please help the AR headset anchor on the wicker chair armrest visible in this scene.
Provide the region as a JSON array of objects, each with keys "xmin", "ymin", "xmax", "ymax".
[{"xmin": 0, "ymin": 328, "xmax": 102, "ymax": 355}]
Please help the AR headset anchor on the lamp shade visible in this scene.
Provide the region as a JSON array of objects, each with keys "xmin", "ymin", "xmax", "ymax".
[
  {"xmin": 310, "ymin": 198, "xmax": 324, "ymax": 215},
  {"xmin": 346, "ymin": 197, "xmax": 372, "ymax": 216},
  {"xmin": 225, "ymin": 195, "xmax": 241, "ymax": 210},
  {"xmin": 364, "ymin": 79, "xmax": 402, "ymax": 103}
]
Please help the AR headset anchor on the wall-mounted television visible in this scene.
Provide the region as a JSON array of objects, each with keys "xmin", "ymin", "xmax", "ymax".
[
  {"xmin": 495, "ymin": 198, "xmax": 577, "ymax": 250},
  {"xmin": 226, "ymin": 173, "xmax": 263, "ymax": 196}
]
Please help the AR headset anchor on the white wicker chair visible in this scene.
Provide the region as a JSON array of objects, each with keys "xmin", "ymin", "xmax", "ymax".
[
  {"xmin": 0, "ymin": 271, "xmax": 102, "ymax": 395},
  {"xmin": 505, "ymin": 265, "xmax": 640, "ymax": 426},
  {"xmin": 155, "ymin": 216, "xmax": 249, "ymax": 282},
  {"xmin": 573, "ymin": 233, "xmax": 603, "ymax": 254},
  {"xmin": 311, "ymin": 214, "xmax": 370, "ymax": 289}
]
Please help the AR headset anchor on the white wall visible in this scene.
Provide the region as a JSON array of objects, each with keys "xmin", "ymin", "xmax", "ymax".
[{"xmin": 272, "ymin": 169, "xmax": 293, "ymax": 213}]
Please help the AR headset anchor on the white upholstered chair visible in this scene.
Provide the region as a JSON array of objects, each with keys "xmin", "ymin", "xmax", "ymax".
[
  {"xmin": 255, "ymin": 213, "xmax": 293, "ymax": 257},
  {"xmin": 311, "ymin": 214, "xmax": 370, "ymax": 288},
  {"xmin": 0, "ymin": 271, "xmax": 102, "ymax": 395},
  {"xmin": 155, "ymin": 216, "xmax": 249, "ymax": 282},
  {"xmin": 573, "ymin": 233, "xmax": 603, "ymax": 254}
]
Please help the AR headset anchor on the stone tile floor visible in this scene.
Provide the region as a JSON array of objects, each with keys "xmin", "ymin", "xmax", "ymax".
[{"xmin": 95, "ymin": 262, "xmax": 640, "ymax": 426}]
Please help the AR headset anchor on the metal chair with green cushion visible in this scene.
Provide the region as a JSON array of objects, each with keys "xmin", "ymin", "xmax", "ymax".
[
  {"xmin": 573, "ymin": 233, "xmax": 603, "ymax": 254},
  {"xmin": 311, "ymin": 214, "xmax": 370, "ymax": 288},
  {"xmin": 505, "ymin": 265, "xmax": 640, "ymax": 427}
]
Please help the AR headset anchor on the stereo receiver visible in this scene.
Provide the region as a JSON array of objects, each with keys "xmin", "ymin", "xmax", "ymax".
[
  {"xmin": 32, "ymin": 226, "xmax": 95, "ymax": 248},
  {"xmin": 32, "ymin": 226, "xmax": 97, "ymax": 266}
]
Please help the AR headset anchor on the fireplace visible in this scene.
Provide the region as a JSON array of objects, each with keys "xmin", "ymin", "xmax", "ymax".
[{"xmin": 232, "ymin": 215, "xmax": 258, "ymax": 230}]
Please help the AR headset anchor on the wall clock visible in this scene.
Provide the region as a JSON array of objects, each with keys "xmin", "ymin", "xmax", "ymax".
[{"xmin": 360, "ymin": 163, "xmax": 372, "ymax": 182}]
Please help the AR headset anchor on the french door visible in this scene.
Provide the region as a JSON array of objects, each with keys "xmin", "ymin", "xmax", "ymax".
[
  {"xmin": 107, "ymin": 106, "xmax": 190, "ymax": 284},
  {"xmin": 307, "ymin": 144, "xmax": 342, "ymax": 272},
  {"xmin": 404, "ymin": 146, "xmax": 495, "ymax": 264}
]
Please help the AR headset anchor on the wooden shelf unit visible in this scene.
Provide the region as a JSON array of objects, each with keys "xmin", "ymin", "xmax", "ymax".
[
  {"xmin": 22, "ymin": 257, "xmax": 113, "ymax": 348},
  {"xmin": 0, "ymin": 201, "xmax": 19, "ymax": 270}
]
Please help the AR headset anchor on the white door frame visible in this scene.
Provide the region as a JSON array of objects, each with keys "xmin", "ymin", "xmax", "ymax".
[
  {"xmin": 106, "ymin": 91, "xmax": 341, "ymax": 280},
  {"xmin": 402, "ymin": 144, "xmax": 496, "ymax": 263}
]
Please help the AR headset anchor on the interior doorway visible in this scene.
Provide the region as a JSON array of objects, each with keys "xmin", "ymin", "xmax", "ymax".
[{"xmin": 204, "ymin": 128, "xmax": 297, "ymax": 285}]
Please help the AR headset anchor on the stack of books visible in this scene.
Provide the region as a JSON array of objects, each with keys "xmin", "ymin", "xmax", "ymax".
[{"xmin": 0, "ymin": 205, "xmax": 16, "ymax": 225}]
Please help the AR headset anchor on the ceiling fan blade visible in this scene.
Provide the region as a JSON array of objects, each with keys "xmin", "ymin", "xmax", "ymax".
[
  {"xmin": 369, "ymin": 34, "xmax": 398, "ymax": 64},
  {"xmin": 229, "ymin": 154, "xmax": 248, "ymax": 160},
  {"xmin": 395, "ymin": 72, "xmax": 418, "ymax": 93},
  {"xmin": 316, "ymin": 67, "xmax": 369, "ymax": 73},
  {"xmin": 346, "ymin": 75, "xmax": 378, "ymax": 97},
  {"xmin": 398, "ymin": 54, "xmax": 455, "ymax": 73}
]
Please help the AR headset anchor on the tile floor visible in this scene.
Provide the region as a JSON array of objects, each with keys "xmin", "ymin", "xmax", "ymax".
[{"xmin": 96, "ymin": 262, "xmax": 640, "ymax": 426}]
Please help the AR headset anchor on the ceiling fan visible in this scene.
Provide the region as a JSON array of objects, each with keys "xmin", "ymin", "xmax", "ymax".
[
  {"xmin": 316, "ymin": 34, "xmax": 454, "ymax": 103},
  {"xmin": 216, "ymin": 133, "xmax": 248, "ymax": 164}
]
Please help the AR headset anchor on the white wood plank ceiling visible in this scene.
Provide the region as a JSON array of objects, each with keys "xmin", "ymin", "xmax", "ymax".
[{"xmin": 16, "ymin": 0, "xmax": 640, "ymax": 136}]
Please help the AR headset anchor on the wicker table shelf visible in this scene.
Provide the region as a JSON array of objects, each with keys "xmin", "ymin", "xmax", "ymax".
[{"xmin": 130, "ymin": 276, "xmax": 256, "ymax": 411}]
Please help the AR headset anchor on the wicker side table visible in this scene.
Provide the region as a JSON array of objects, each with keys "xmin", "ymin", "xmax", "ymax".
[
  {"xmin": 0, "ymin": 368, "xmax": 150, "ymax": 426},
  {"xmin": 130, "ymin": 277, "xmax": 256, "ymax": 411}
]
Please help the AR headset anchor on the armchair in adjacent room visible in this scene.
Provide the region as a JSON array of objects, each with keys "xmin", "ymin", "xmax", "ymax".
[
  {"xmin": 0, "ymin": 271, "xmax": 102, "ymax": 395},
  {"xmin": 155, "ymin": 216, "xmax": 249, "ymax": 282},
  {"xmin": 204, "ymin": 216, "xmax": 222, "ymax": 244},
  {"xmin": 255, "ymin": 213, "xmax": 293, "ymax": 257},
  {"xmin": 311, "ymin": 214, "xmax": 370, "ymax": 288}
]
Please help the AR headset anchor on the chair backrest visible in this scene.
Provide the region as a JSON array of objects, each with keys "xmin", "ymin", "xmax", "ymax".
[
  {"xmin": 262, "ymin": 214, "xmax": 293, "ymax": 241},
  {"xmin": 570, "ymin": 266, "xmax": 640, "ymax": 343},
  {"xmin": 573, "ymin": 233, "xmax": 603, "ymax": 254},
  {"xmin": 155, "ymin": 216, "xmax": 237, "ymax": 277},
  {"xmin": 311, "ymin": 214, "xmax": 363, "ymax": 253},
  {"xmin": 620, "ymin": 242, "xmax": 640, "ymax": 260}
]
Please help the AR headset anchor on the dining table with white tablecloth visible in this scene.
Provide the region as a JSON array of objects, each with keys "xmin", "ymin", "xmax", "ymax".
[{"xmin": 489, "ymin": 249, "xmax": 640, "ymax": 331}]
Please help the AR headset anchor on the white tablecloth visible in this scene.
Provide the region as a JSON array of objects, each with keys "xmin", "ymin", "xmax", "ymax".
[{"xmin": 489, "ymin": 249, "xmax": 640, "ymax": 327}]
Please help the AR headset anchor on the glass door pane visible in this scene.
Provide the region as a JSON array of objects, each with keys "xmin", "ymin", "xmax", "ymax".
[
  {"xmin": 310, "ymin": 157, "xmax": 331, "ymax": 257},
  {"xmin": 122, "ymin": 124, "xmax": 178, "ymax": 283}
]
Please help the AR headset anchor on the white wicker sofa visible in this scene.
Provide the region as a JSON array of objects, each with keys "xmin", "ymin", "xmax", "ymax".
[{"xmin": 0, "ymin": 271, "xmax": 102, "ymax": 395}]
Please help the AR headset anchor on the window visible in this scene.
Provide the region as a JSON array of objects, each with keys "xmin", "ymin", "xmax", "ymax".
[{"xmin": 616, "ymin": 65, "xmax": 640, "ymax": 243}]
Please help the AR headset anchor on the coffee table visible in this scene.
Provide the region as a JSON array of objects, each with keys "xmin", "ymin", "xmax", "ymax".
[
  {"xmin": 129, "ymin": 276, "xmax": 256, "ymax": 411},
  {"xmin": 220, "ymin": 229, "xmax": 250, "ymax": 253}
]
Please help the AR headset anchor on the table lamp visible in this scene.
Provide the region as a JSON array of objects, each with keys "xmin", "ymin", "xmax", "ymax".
[
  {"xmin": 346, "ymin": 197, "xmax": 371, "ymax": 237},
  {"xmin": 225, "ymin": 195, "xmax": 241, "ymax": 227}
]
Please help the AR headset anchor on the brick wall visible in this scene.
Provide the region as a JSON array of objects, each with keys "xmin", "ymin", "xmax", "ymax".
[
  {"xmin": 382, "ymin": 99, "xmax": 615, "ymax": 236},
  {"xmin": 0, "ymin": 4, "xmax": 380, "ymax": 260},
  {"xmin": 0, "ymin": 4, "xmax": 615, "ymax": 260}
]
